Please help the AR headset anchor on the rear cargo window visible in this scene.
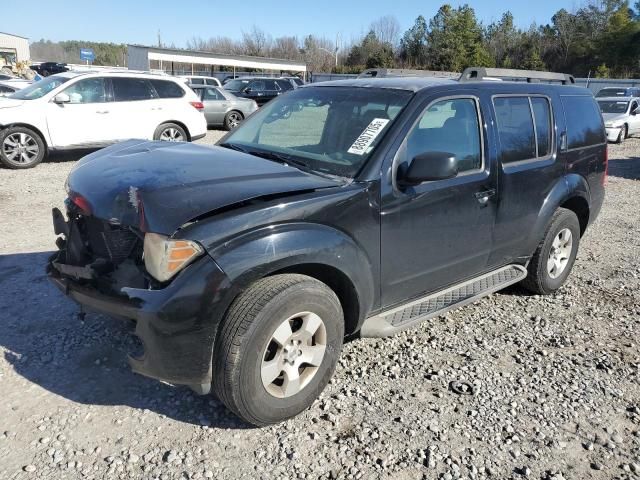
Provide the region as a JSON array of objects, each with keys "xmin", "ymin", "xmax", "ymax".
[{"xmin": 561, "ymin": 96, "xmax": 606, "ymax": 149}]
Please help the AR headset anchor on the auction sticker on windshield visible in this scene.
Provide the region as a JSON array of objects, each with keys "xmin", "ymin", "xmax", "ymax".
[{"xmin": 348, "ymin": 118, "xmax": 390, "ymax": 155}]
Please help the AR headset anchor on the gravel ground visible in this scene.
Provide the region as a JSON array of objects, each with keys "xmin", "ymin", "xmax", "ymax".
[{"xmin": 0, "ymin": 132, "xmax": 638, "ymax": 480}]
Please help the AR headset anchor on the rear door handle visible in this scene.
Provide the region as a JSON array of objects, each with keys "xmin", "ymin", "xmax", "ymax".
[
  {"xmin": 96, "ymin": 110, "xmax": 109, "ymax": 114},
  {"xmin": 475, "ymin": 189, "xmax": 496, "ymax": 205}
]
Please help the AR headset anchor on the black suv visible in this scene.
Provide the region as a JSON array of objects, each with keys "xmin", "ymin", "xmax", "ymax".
[
  {"xmin": 48, "ymin": 68, "xmax": 606, "ymax": 426},
  {"xmin": 30, "ymin": 62, "xmax": 69, "ymax": 77},
  {"xmin": 223, "ymin": 77, "xmax": 294, "ymax": 105}
]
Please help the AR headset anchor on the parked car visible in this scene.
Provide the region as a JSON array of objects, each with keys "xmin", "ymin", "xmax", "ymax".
[
  {"xmin": 30, "ymin": 62, "xmax": 69, "ymax": 77},
  {"xmin": 0, "ymin": 71, "xmax": 207, "ymax": 168},
  {"xmin": 179, "ymin": 75, "xmax": 222, "ymax": 87},
  {"xmin": 281, "ymin": 76, "xmax": 304, "ymax": 87},
  {"xmin": 48, "ymin": 68, "xmax": 606, "ymax": 426},
  {"xmin": 191, "ymin": 85, "xmax": 258, "ymax": 130},
  {"xmin": 595, "ymin": 86, "xmax": 640, "ymax": 98},
  {"xmin": 597, "ymin": 96, "xmax": 640, "ymax": 143},
  {"xmin": 223, "ymin": 77, "xmax": 294, "ymax": 106}
]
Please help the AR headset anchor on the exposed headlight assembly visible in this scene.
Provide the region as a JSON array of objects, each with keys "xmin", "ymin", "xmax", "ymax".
[{"xmin": 143, "ymin": 233, "xmax": 203, "ymax": 282}]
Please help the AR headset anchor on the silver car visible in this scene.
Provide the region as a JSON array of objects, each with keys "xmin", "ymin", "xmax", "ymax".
[
  {"xmin": 597, "ymin": 96, "xmax": 640, "ymax": 143},
  {"xmin": 191, "ymin": 85, "xmax": 258, "ymax": 130}
]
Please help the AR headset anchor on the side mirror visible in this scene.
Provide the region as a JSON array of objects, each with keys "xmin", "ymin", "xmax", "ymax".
[
  {"xmin": 398, "ymin": 151, "xmax": 458, "ymax": 187},
  {"xmin": 53, "ymin": 93, "xmax": 70, "ymax": 104},
  {"xmin": 243, "ymin": 87, "xmax": 252, "ymax": 94},
  {"xmin": 631, "ymin": 107, "xmax": 638, "ymax": 116}
]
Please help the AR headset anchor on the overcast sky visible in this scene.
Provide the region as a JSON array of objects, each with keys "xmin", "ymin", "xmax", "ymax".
[{"xmin": 17, "ymin": 0, "xmax": 576, "ymax": 46}]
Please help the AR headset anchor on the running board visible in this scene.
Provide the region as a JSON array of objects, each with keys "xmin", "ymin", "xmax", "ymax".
[{"xmin": 360, "ymin": 265, "xmax": 527, "ymax": 338}]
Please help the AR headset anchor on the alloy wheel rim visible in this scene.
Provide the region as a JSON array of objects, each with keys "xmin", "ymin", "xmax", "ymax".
[
  {"xmin": 547, "ymin": 228, "xmax": 573, "ymax": 279},
  {"xmin": 159, "ymin": 127, "xmax": 183, "ymax": 142},
  {"xmin": 2, "ymin": 133, "xmax": 39, "ymax": 164},
  {"xmin": 229, "ymin": 113, "xmax": 241, "ymax": 128},
  {"xmin": 261, "ymin": 311, "xmax": 327, "ymax": 398}
]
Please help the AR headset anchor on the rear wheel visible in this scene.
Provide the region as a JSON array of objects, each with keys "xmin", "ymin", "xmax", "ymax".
[
  {"xmin": 154, "ymin": 123, "xmax": 187, "ymax": 142},
  {"xmin": 522, "ymin": 208, "xmax": 580, "ymax": 295},
  {"xmin": 213, "ymin": 274, "xmax": 344, "ymax": 426},
  {"xmin": 0, "ymin": 126, "xmax": 46, "ymax": 169},
  {"xmin": 224, "ymin": 111, "xmax": 244, "ymax": 130}
]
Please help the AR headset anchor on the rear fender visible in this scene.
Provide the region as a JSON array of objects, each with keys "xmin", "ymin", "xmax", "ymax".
[{"xmin": 524, "ymin": 174, "xmax": 590, "ymax": 255}]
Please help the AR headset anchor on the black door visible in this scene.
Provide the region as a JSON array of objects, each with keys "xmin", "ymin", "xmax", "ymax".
[{"xmin": 380, "ymin": 93, "xmax": 497, "ymax": 308}]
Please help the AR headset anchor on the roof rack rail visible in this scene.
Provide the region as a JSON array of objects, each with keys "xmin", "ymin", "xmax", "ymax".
[
  {"xmin": 459, "ymin": 67, "xmax": 575, "ymax": 85},
  {"xmin": 358, "ymin": 68, "xmax": 459, "ymax": 79}
]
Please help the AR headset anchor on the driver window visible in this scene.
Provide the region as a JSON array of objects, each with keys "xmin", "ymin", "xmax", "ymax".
[
  {"xmin": 631, "ymin": 101, "xmax": 638, "ymax": 113},
  {"xmin": 405, "ymin": 98, "xmax": 482, "ymax": 172},
  {"xmin": 249, "ymin": 81, "xmax": 265, "ymax": 92},
  {"xmin": 63, "ymin": 78, "xmax": 107, "ymax": 104}
]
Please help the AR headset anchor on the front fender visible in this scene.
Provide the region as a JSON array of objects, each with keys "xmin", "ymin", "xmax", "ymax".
[
  {"xmin": 208, "ymin": 222, "xmax": 376, "ymax": 326},
  {"xmin": 523, "ymin": 174, "xmax": 590, "ymax": 255}
]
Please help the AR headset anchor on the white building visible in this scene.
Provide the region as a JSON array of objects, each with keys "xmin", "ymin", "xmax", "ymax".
[
  {"xmin": 128, "ymin": 45, "xmax": 307, "ymax": 79},
  {"xmin": 0, "ymin": 32, "xmax": 30, "ymax": 63}
]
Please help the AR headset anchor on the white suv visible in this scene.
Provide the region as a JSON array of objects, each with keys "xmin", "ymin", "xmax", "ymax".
[{"xmin": 0, "ymin": 71, "xmax": 207, "ymax": 169}]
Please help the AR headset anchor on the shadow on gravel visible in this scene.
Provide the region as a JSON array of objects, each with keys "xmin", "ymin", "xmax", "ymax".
[
  {"xmin": 0, "ymin": 251, "xmax": 250, "ymax": 430},
  {"xmin": 608, "ymin": 156, "xmax": 640, "ymax": 180}
]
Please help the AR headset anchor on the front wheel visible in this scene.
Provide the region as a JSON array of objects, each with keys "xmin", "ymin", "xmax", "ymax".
[
  {"xmin": 0, "ymin": 126, "xmax": 46, "ymax": 169},
  {"xmin": 522, "ymin": 208, "xmax": 580, "ymax": 295},
  {"xmin": 224, "ymin": 111, "xmax": 244, "ymax": 130},
  {"xmin": 213, "ymin": 274, "xmax": 344, "ymax": 426},
  {"xmin": 154, "ymin": 123, "xmax": 187, "ymax": 142}
]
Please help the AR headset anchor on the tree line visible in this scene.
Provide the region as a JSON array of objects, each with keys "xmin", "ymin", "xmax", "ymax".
[{"xmin": 31, "ymin": 0, "xmax": 640, "ymax": 78}]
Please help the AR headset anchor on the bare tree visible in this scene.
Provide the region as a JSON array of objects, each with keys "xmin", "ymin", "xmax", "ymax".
[
  {"xmin": 242, "ymin": 25, "xmax": 271, "ymax": 56},
  {"xmin": 370, "ymin": 15, "xmax": 401, "ymax": 47}
]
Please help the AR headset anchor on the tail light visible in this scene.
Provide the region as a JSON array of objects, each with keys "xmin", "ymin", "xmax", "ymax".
[
  {"xmin": 190, "ymin": 101, "xmax": 204, "ymax": 111},
  {"xmin": 602, "ymin": 144, "xmax": 608, "ymax": 186}
]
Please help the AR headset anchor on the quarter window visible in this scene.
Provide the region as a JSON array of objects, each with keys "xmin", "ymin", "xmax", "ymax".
[
  {"xmin": 112, "ymin": 78, "xmax": 155, "ymax": 102},
  {"xmin": 150, "ymin": 80, "xmax": 185, "ymax": 99},
  {"xmin": 561, "ymin": 96, "xmax": 606, "ymax": 149},
  {"xmin": 405, "ymin": 98, "xmax": 482, "ymax": 173},
  {"xmin": 531, "ymin": 97, "xmax": 552, "ymax": 157},
  {"xmin": 63, "ymin": 78, "xmax": 107, "ymax": 104}
]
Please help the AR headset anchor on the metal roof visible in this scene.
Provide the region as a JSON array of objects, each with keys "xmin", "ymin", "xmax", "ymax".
[
  {"xmin": 0, "ymin": 32, "xmax": 29, "ymax": 40},
  {"xmin": 128, "ymin": 44, "xmax": 306, "ymax": 72}
]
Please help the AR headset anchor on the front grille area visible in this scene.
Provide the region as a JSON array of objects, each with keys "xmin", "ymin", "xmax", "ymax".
[{"xmin": 82, "ymin": 216, "xmax": 141, "ymax": 264}]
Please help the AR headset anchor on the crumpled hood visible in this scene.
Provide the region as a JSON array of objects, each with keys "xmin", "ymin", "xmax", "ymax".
[
  {"xmin": 66, "ymin": 140, "xmax": 341, "ymax": 234},
  {"xmin": 601, "ymin": 112, "xmax": 627, "ymax": 125}
]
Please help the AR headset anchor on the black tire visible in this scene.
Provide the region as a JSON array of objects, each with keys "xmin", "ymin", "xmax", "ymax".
[
  {"xmin": 0, "ymin": 126, "xmax": 46, "ymax": 169},
  {"xmin": 41, "ymin": 70, "xmax": 50, "ymax": 77},
  {"xmin": 224, "ymin": 110, "xmax": 244, "ymax": 131},
  {"xmin": 522, "ymin": 208, "xmax": 581, "ymax": 295},
  {"xmin": 213, "ymin": 274, "xmax": 344, "ymax": 426},
  {"xmin": 153, "ymin": 123, "xmax": 187, "ymax": 142},
  {"xmin": 616, "ymin": 125, "xmax": 627, "ymax": 144}
]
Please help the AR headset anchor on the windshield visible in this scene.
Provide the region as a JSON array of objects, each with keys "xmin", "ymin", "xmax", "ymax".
[
  {"xmin": 595, "ymin": 88, "xmax": 627, "ymax": 98},
  {"xmin": 222, "ymin": 86, "xmax": 412, "ymax": 178},
  {"xmin": 598, "ymin": 100, "xmax": 629, "ymax": 114},
  {"xmin": 9, "ymin": 76, "xmax": 70, "ymax": 100}
]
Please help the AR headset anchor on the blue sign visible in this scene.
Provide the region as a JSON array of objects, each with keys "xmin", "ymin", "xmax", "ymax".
[{"xmin": 80, "ymin": 48, "xmax": 95, "ymax": 62}]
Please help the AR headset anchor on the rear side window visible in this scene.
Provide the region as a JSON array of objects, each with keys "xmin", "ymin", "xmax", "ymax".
[
  {"xmin": 531, "ymin": 98, "xmax": 552, "ymax": 157},
  {"xmin": 205, "ymin": 78, "xmax": 219, "ymax": 86},
  {"xmin": 276, "ymin": 80, "xmax": 293, "ymax": 91},
  {"xmin": 561, "ymin": 96, "xmax": 605, "ymax": 149},
  {"xmin": 203, "ymin": 87, "xmax": 225, "ymax": 100},
  {"xmin": 150, "ymin": 80, "xmax": 185, "ymax": 98},
  {"xmin": 494, "ymin": 97, "xmax": 536, "ymax": 163},
  {"xmin": 112, "ymin": 78, "xmax": 155, "ymax": 102},
  {"xmin": 190, "ymin": 78, "xmax": 204, "ymax": 85}
]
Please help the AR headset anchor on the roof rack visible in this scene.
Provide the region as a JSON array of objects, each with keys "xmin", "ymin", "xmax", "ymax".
[
  {"xmin": 358, "ymin": 68, "xmax": 459, "ymax": 79},
  {"xmin": 459, "ymin": 67, "xmax": 575, "ymax": 85}
]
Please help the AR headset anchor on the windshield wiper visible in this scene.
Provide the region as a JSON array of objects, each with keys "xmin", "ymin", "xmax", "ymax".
[{"xmin": 219, "ymin": 142, "xmax": 249, "ymax": 153}]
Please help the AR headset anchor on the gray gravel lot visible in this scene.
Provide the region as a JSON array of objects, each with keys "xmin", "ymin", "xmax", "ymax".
[{"xmin": 0, "ymin": 133, "xmax": 639, "ymax": 480}]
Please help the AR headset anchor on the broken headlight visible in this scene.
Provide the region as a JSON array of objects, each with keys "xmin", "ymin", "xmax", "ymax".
[{"xmin": 143, "ymin": 233, "xmax": 204, "ymax": 282}]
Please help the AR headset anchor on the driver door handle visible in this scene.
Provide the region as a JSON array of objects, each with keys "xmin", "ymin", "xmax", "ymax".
[{"xmin": 475, "ymin": 189, "xmax": 496, "ymax": 205}]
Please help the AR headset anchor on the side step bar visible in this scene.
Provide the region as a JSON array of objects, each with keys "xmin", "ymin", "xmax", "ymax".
[{"xmin": 360, "ymin": 265, "xmax": 527, "ymax": 338}]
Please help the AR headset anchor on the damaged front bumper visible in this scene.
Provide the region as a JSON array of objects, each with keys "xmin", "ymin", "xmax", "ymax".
[{"xmin": 48, "ymin": 208, "xmax": 234, "ymax": 392}]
